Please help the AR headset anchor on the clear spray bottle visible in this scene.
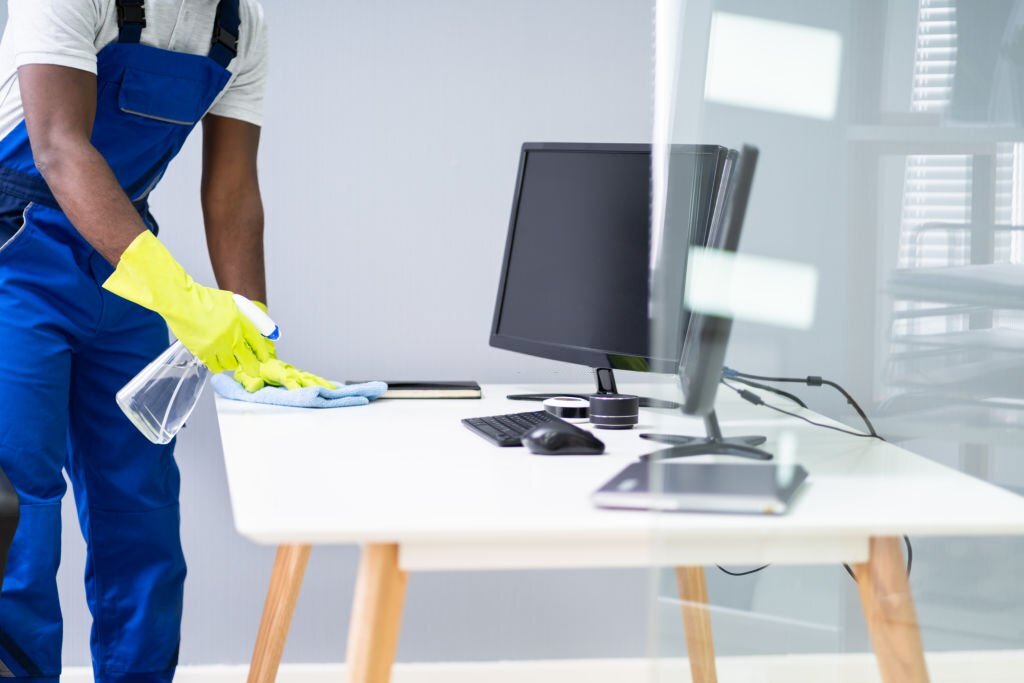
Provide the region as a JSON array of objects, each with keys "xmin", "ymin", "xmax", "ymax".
[{"xmin": 117, "ymin": 294, "xmax": 279, "ymax": 445}]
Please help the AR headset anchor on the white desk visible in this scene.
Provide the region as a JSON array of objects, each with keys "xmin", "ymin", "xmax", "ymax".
[{"xmin": 215, "ymin": 384, "xmax": 1024, "ymax": 683}]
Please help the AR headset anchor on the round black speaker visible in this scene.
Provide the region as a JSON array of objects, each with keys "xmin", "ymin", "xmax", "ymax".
[{"xmin": 589, "ymin": 394, "xmax": 640, "ymax": 430}]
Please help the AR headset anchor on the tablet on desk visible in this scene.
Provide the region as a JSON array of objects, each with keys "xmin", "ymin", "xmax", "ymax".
[{"xmin": 591, "ymin": 462, "xmax": 808, "ymax": 515}]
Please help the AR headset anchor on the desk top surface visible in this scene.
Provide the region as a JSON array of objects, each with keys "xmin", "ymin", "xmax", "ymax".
[{"xmin": 215, "ymin": 383, "xmax": 1024, "ymax": 546}]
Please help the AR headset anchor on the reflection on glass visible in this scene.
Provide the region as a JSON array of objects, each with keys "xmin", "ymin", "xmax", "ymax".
[
  {"xmin": 879, "ymin": 1, "xmax": 1024, "ymax": 448},
  {"xmin": 684, "ymin": 247, "xmax": 819, "ymax": 330},
  {"xmin": 704, "ymin": 12, "xmax": 843, "ymax": 120},
  {"xmin": 649, "ymin": 0, "xmax": 1024, "ymax": 675}
]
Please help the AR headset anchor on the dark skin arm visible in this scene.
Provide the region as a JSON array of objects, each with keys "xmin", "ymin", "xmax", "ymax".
[
  {"xmin": 201, "ymin": 114, "xmax": 267, "ymax": 305},
  {"xmin": 19, "ymin": 64, "xmax": 146, "ymax": 263},
  {"xmin": 19, "ymin": 64, "xmax": 268, "ymax": 305}
]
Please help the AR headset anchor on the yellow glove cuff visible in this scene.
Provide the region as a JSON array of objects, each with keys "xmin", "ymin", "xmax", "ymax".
[
  {"xmin": 102, "ymin": 231, "xmax": 193, "ymax": 313},
  {"xmin": 102, "ymin": 231, "xmax": 262, "ymax": 374}
]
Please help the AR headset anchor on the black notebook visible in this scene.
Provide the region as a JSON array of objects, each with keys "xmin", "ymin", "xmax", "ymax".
[{"xmin": 345, "ymin": 381, "xmax": 482, "ymax": 399}]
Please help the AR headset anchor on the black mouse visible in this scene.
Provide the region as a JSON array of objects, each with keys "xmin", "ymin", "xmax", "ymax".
[{"xmin": 521, "ymin": 420, "xmax": 605, "ymax": 455}]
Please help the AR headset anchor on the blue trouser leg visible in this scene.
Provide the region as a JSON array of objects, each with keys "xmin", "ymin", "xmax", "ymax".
[
  {"xmin": 66, "ymin": 252, "xmax": 185, "ymax": 683},
  {"xmin": 0, "ymin": 313, "xmax": 69, "ymax": 682},
  {"xmin": 0, "ymin": 205, "xmax": 74, "ymax": 682},
  {"xmin": 0, "ymin": 203, "xmax": 185, "ymax": 682}
]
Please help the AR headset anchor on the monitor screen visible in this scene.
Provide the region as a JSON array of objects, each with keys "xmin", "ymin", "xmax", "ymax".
[{"xmin": 490, "ymin": 143, "xmax": 727, "ymax": 372}]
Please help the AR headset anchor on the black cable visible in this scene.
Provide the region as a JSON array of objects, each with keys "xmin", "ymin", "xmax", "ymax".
[
  {"xmin": 718, "ymin": 380, "xmax": 867, "ymax": 579},
  {"xmin": 725, "ymin": 376, "xmax": 808, "ymax": 408},
  {"xmin": 716, "ymin": 564, "xmax": 770, "ymax": 576},
  {"xmin": 843, "ymin": 536, "xmax": 913, "ymax": 582},
  {"xmin": 721, "ymin": 380, "xmax": 876, "ymax": 439},
  {"xmin": 717, "ymin": 371, "xmax": 913, "ymax": 581},
  {"xmin": 723, "ymin": 367, "xmax": 880, "ymax": 438},
  {"xmin": 754, "ymin": 401, "xmax": 878, "ymax": 439}
]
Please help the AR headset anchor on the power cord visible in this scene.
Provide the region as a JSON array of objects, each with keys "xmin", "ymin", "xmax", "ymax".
[
  {"xmin": 716, "ymin": 563, "xmax": 770, "ymax": 576},
  {"xmin": 723, "ymin": 367, "xmax": 880, "ymax": 438},
  {"xmin": 722, "ymin": 375, "xmax": 808, "ymax": 409},
  {"xmin": 712, "ymin": 368, "xmax": 912, "ymax": 582},
  {"xmin": 843, "ymin": 536, "xmax": 913, "ymax": 583},
  {"xmin": 721, "ymin": 380, "xmax": 876, "ymax": 440}
]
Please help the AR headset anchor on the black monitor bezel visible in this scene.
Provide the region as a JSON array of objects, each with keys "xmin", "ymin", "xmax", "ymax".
[
  {"xmin": 678, "ymin": 145, "xmax": 759, "ymax": 416},
  {"xmin": 489, "ymin": 141, "xmax": 728, "ymax": 374}
]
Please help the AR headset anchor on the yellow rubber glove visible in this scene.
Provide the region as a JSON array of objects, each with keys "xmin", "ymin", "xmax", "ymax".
[
  {"xmin": 102, "ymin": 231, "xmax": 264, "ymax": 375},
  {"xmin": 234, "ymin": 358, "xmax": 334, "ymax": 392},
  {"xmin": 232, "ymin": 301, "xmax": 335, "ymax": 393},
  {"xmin": 239, "ymin": 300, "xmax": 276, "ymax": 367}
]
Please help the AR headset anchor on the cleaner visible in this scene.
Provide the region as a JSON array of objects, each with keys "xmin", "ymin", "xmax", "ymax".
[{"xmin": 117, "ymin": 295, "xmax": 279, "ymax": 444}]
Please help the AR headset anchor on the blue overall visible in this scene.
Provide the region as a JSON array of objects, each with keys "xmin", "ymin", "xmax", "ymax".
[{"xmin": 0, "ymin": 1, "xmax": 241, "ymax": 680}]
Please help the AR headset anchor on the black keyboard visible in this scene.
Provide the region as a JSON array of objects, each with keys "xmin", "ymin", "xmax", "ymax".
[{"xmin": 462, "ymin": 410, "xmax": 560, "ymax": 446}]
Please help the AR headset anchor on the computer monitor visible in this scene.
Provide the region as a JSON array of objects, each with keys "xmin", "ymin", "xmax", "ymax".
[
  {"xmin": 641, "ymin": 145, "xmax": 773, "ymax": 461},
  {"xmin": 489, "ymin": 142, "xmax": 729, "ymax": 406}
]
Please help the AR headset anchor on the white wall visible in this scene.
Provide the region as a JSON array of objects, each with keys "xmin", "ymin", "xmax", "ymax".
[{"xmin": 50, "ymin": 0, "xmax": 658, "ymax": 667}]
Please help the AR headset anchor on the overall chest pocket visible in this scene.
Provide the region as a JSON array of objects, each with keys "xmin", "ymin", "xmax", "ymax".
[{"xmin": 118, "ymin": 68, "xmax": 210, "ymax": 126}]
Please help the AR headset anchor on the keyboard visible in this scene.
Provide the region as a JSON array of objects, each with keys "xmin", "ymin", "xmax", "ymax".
[{"xmin": 461, "ymin": 410, "xmax": 561, "ymax": 447}]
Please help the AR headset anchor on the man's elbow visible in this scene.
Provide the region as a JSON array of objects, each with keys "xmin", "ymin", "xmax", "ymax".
[{"xmin": 30, "ymin": 132, "xmax": 91, "ymax": 180}]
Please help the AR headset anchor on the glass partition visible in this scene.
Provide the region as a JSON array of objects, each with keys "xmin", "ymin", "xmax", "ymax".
[{"xmin": 645, "ymin": 0, "xmax": 1024, "ymax": 679}]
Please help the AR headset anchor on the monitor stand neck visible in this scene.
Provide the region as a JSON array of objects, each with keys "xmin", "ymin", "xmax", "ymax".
[
  {"xmin": 639, "ymin": 410, "xmax": 773, "ymax": 461},
  {"xmin": 593, "ymin": 367, "xmax": 618, "ymax": 394},
  {"xmin": 506, "ymin": 367, "xmax": 680, "ymax": 409}
]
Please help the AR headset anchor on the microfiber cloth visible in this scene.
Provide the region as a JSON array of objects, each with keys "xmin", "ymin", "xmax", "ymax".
[{"xmin": 211, "ymin": 374, "xmax": 388, "ymax": 408}]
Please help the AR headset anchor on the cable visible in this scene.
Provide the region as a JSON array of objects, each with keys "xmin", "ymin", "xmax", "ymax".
[
  {"xmin": 721, "ymin": 380, "xmax": 877, "ymax": 439},
  {"xmin": 716, "ymin": 370, "xmax": 913, "ymax": 581},
  {"xmin": 725, "ymin": 376, "xmax": 808, "ymax": 408},
  {"xmin": 717, "ymin": 379, "xmax": 864, "ymax": 579},
  {"xmin": 843, "ymin": 536, "xmax": 913, "ymax": 582},
  {"xmin": 723, "ymin": 367, "xmax": 880, "ymax": 438},
  {"xmin": 716, "ymin": 564, "xmax": 770, "ymax": 576}
]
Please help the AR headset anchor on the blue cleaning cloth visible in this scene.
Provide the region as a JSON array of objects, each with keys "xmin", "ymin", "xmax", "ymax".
[{"xmin": 211, "ymin": 374, "xmax": 388, "ymax": 408}]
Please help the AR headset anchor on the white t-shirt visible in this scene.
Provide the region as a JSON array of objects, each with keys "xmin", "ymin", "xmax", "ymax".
[{"xmin": 0, "ymin": 0, "xmax": 268, "ymax": 141}]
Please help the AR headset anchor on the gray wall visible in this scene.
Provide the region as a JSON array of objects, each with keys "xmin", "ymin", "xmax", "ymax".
[{"xmin": 52, "ymin": 0, "xmax": 657, "ymax": 667}]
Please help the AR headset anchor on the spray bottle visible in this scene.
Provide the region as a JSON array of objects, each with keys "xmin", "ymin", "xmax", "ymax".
[{"xmin": 117, "ymin": 295, "xmax": 279, "ymax": 445}]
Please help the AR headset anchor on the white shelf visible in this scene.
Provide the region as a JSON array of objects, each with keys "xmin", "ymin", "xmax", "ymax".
[
  {"xmin": 849, "ymin": 124, "xmax": 1024, "ymax": 144},
  {"xmin": 848, "ymin": 125, "xmax": 1024, "ymax": 154}
]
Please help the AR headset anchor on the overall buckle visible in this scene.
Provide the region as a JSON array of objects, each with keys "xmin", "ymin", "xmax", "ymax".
[
  {"xmin": 212, "ymin": 25, "xmax": 238, "ymax": 55},
  {"xmin": 117, "ymin": 2, "xmax": 147, "ymax": 27}
]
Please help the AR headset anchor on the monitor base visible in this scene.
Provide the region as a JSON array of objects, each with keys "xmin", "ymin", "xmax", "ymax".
[
  {"xmin": 640, "ymin": 433, "xmax": 766, "ymax": 447},
  {"xmin": 506, "ymin": 368, "xmax": 681, "ymax": 410},
  {"xmin": 640, "ymin": 438, "xmax": 772, "ymax": 462},
  {"xmin": 638, "ymin": 410, "xmax": 773, "ymax": 461}
]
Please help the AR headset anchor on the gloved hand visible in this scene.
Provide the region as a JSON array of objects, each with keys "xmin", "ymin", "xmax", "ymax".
[
  {"xmin": 232, "ymin": 301, "xmax": 335, "ymax": 393},
  {"xmin": 233, "ymin": 358, "xmax": 334, "ymax": 392},
  {"xmin": 102, "ymin": 231, "xmax": 264, "ymax": 375}
]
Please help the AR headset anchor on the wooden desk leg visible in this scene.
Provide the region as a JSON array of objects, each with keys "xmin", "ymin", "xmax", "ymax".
[
  {"xmin": 345, "ymin": 544, "xmax": 408, "ymax": 683},
  {"xmin": 675, "ymin": 566, "xmax": 718, "ymax": 683},
  {"xmin": 248, "ymin": 544, "xmax": 312, "ymax": 683},
  {"xmin": 854, "ymin": 537, "xmax": 930, "ymax": 683}
]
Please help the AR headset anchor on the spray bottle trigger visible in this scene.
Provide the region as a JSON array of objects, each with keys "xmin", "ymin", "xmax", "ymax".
[{"xmin": 232, "ymin": 294, "xmax": 280, "ymax": 340}]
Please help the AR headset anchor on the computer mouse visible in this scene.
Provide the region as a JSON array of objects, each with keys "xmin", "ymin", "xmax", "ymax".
[{"xmin": 521, "ymin": 420, "xmax": 605, "ymax": 456}]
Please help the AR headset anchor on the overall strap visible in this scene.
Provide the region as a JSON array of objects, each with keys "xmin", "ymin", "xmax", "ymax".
[
  {"xmin": 116, "ymin": 0, "xmax": 147, "ymax": 44},
  {"xmin": 209, "ymin": 0, "xmax": 241, "ymax": 68}
]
